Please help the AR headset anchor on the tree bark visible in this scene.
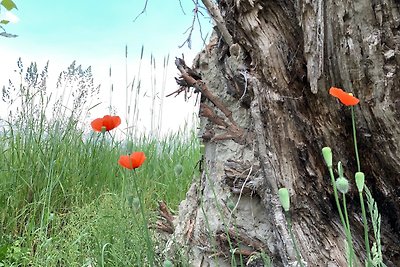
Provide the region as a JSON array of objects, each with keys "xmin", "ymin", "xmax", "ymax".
[{"xmin": 170, "ymin": 0, "xmax": 400, "ymax": 266}]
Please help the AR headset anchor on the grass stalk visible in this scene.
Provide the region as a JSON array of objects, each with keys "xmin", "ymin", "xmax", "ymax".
[{"xmin": 131, "ymin": 169, "xmax": 155, "ymax": 266}]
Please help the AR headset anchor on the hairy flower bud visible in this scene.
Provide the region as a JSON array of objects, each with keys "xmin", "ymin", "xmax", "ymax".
[
  {"xmin": 336, "ymin": 177, "xmax": 349, "ymax": 194},
  {"xmin": 278, "ymin": 188, "xmax": 290, "ymax": 212},
  {"xmin": 355, "ymin": 172, "xmax": 365, "ymax": 192},
  {"xmin": 227, "ymin": 199, "xmax": 235, "ymax": 211},
  {"xmin": 163, "ymin": 259, "xmax": 173, "ymax": 267},
  {"xmin": 174, "ymin": 164, "xmax": 183, "ymax": 176},
  {"xmin": 200, "ymin": 144, "xmax": 205, "ymax": 155},
  {"xmin": 322, "ymin": 147, "xmax": 333, "ymax": 168}
]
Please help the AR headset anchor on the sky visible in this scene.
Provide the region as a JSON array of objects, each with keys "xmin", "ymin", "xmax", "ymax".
[{"xmin": 0, "ymin": 0, "xmax": 212, "ymax": 136}]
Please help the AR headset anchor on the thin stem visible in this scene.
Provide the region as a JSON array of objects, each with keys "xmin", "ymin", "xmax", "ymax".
[
  {"xmin": 359, "ymin": 191, "xmax": 372, "ymax": 266},
  {"xmin": 328, "ymin": 167, "xmax": 347, "ymax": 228},
  {"xmin": 343, "ymin": 194, "xmax": 355, "ymax": 266},
  {"xmin": 286, "ymin": 212, "xmax": 305, "ymax": 267},
  {"xmin": 351, "ymin": 106, "xmax": 371, "ymax": 265},
  {"xmin": 351, "ymin": 106, "xmax": 360, "ymax": 172},
  {"xmin": 328, "ymin": 168, "xmax": 355, "ymax": 266},
  {"xmin": 132, "ymin": 170, "xmax": 155, "ymax": 266}
]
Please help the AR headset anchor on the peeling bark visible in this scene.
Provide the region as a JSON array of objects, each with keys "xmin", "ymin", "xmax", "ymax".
[{"xmin": 168, "ymin": 0, "xmax": 400, "ymax": 266}]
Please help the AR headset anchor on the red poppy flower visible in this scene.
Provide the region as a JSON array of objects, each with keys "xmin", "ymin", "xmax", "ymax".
[
  {"xmin": 329, "ymin": 87, "xmax": 360, "ymax": 106},
  {"xmin": 91, "ymin": 115, "xmax": 121, "ymax": 132},
  {"xmin": 118, "ymin": 152, "xmax": 146, "ymax": 170}
]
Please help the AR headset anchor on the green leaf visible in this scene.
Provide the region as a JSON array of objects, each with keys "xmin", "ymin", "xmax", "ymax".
[
  {"xmin": 0, "ymin": 244, "xmax": 10, "ymax": 261},
  {"xmin": 1, "ymin": 0, "xmax": 17, "ymax": 11},
  {"xmin": 0, "ymin": 19, "xmax": 9, "ymax": 24}
]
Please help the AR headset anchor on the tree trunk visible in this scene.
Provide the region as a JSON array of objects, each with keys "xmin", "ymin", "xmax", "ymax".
[{"xmin": 169, "ymin": 0, "xmax": 400, "ymax": 266}]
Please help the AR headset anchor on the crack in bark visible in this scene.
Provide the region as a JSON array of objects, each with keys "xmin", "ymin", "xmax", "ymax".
[{"xmin": 250, "ymin": 76, "xmax": 297, "ymax": 265}]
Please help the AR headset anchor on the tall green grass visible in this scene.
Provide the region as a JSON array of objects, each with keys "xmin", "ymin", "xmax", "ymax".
[{"xmin": 0, "ymin": 58, "xmax": 200, "ymax": 266}]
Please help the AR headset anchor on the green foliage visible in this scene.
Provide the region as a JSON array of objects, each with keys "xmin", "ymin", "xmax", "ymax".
[
  {"xmin": 0, "ymin": 58, "xmax": 200, "ymax": 265},
  {"xmin": 247, "ymin": 252, "xmax": 272, "ymax": 267},
  {"xmin": 365, "ymin": 187, "xmax": 387, "ymax": 267},
  {"xmin": 0, "ymin": 238, "xmax": 31, "ymax": 266},
  {"xmin": 1, "ymin": 0, "xmax": 17, "ymax": 11}
]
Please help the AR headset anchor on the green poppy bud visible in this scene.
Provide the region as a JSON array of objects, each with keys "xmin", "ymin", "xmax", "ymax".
[
  {"xmin": 163, "ymin": 259, "xmax": 173, "ymax": 267},
  {"xmin": 355, "ymin": 172, "xmax": 365, "ymax": 192},
  {"xmin": 336, "ymin": 177, "xmax": 349, "ymax": 194},
  {"xmin": 227, "ymin": 199, "xmax": 235, "ymax": 211},
  {"xmin": 200, "ymin": 144, "xmax": 205, "ymax": 154},
  {"xmin": 322, "ymin": 147, "xmax": 333, "ymax": 168},
  {"xmin": 174, "ymin": 164, "xmax": 183, "ymax": 176},
  {"xmin": 337, "ymin": 161, "xmax": 344, "ymax": 178},
  {"xmin": 278, "ymin": 188, "xmax": 290, "ymax": 212},
  {"xmin": 129, "ymin": 197, "xmax": 140, "ymax": 211}
]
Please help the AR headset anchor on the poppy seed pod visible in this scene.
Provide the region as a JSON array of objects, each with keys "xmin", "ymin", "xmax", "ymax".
[
  {"xmin": 322, "ymin": 147, "xmax": 333, "ymax": 168},
  {"xmin": 163, "ymin": 260, "xmax": 173, "ymax": 267},
  {"xmin": 355, "ymin": 172, "xmax": 365, "ymax": 192},
  {"xmin": 278, "ymin": 188, "xmax": 290, "ymax": 212},
  {"xmin": 336, "ymin": 177, "xmax": 349, "ymax": 194}
]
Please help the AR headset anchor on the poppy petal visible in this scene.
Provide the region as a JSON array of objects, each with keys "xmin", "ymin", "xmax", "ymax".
[
  {"xmin": 102, "ymin": 115, "xmax": 115, "ymax": 131},
  {"xmin": 129, "ymin": 152, "xmax": 146, "ymax": 169},
  {"xmin": 329, "ymin": 87, "xmax": 360, "ymax": 106},
  {"xmin": 91, "ymin": 115, "xmax": 121, "ymax": 132},
  {"xmin": 118, "ymin": 155, "xmax": 133, "ymax": 169},
  {"xmin": 91, "ymin": 118, "xmax": 104, "ymax": 132},
  {"xmin": 339, "ymin": 93, "xmax": 360, "ymax": 106},
  {"xmin": 112, "ymin": 116, "xmax": 121, "ymax": 128},
  {"xmin": 329, "ymin": 87, "xmax": 344, "ymax": 98}
]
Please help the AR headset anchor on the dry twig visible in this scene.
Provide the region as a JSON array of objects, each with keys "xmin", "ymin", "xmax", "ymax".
[
  {"xmin": 173, "ymin": 57, "xmax": 246, "ymax": 144},
  {"xmin": 154, "ymin": 201, "xmax": 175, "ymax": 234},
  {"xmin": 201, "ymin": 0, "xmax": 233, "ymax": 46}
]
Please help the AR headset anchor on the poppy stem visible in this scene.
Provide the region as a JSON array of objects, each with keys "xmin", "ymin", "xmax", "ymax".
[
  {"xmin": 342, "ymin": 193, "xmax": 355, "ymax": 266},
  {"xmin": 351, "ymin": 106, "xmax": 360, "ymax": 172},
  {"xmin": 107, "ymin": 130, "xmax": 116, "ymax": 147},
  {"xmin": 328, "ymin": 167, "xmax": 354, "ymax": 266},
  {"xmin": 285, "ymin": 211, "xmax": 305, "ymax": 267},
  {"xmin": 351, "ymin": 106, "xmax": 372, "ymax": 265}
]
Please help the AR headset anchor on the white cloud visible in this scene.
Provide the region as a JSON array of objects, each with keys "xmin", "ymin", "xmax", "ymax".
[{"xmin": 0, "ymin": 11, "xmax": 19, "ymax": 24}]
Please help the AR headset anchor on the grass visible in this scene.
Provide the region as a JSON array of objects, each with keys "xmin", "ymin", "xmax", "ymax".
[
  {"xmin": 0, "ymin": 58, "xmax": 201, "ymax": 266},
  {"xmin": 0, "ymin": 117, "xmax": 200, "ymax": 266}
]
